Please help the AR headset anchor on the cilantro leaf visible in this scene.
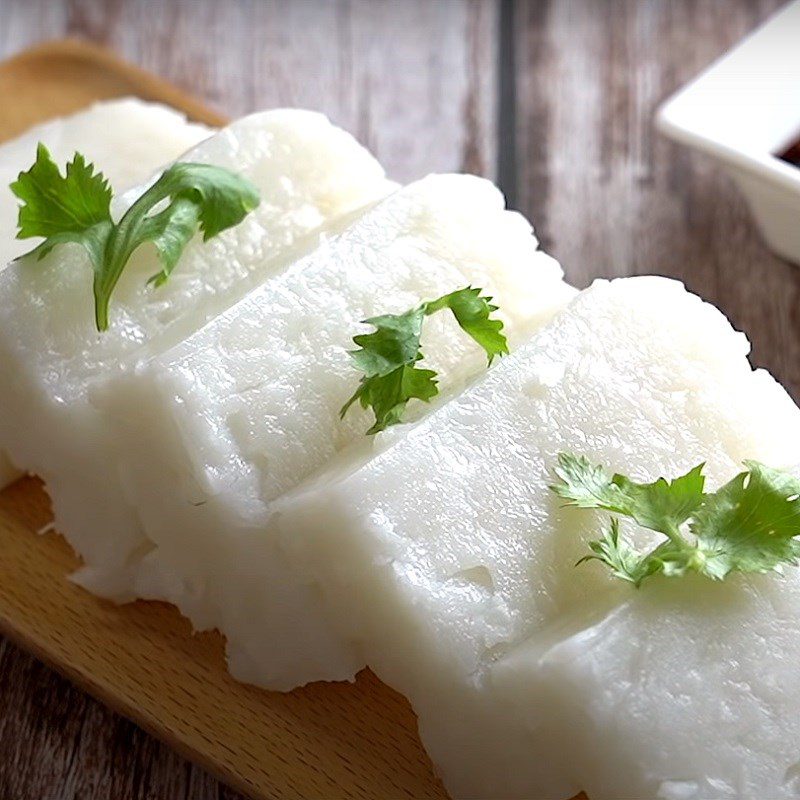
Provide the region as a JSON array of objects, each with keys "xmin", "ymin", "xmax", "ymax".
[
  {"xmin": 11, "ymin": 144, "xmax": 114, "ymax": 266},
  {"xmin": 12, "ymin": 143, "xmax": 112, "ymax": 238},
  {"xmin": 348, "ymin": 308, "xmax": 427, "ymax": 377},
  {"xmin": 342, "ymin": 362, "xmax": 439, "ymax": 436},
  {"xmin": 552, "ymin": 453, "xmax": 705, "ymax": 532},
  {"xmin": 141, "ymin": 196, "xmax": 203, "ymax": 287},
  {"xmin": 691, "ymin": 462, "xmax": 800, "ymax": 578},
  {"xmin": 340, "ymin": 286, "xmax": 508, "ymax": 434},
  {"xmin": 576, "ymin": 518, "xmax": 652, "ymax": 585},
  {"xmin": 424, "ymin": 287, "xmax": 508, "ymax": 365},
  {"xmin": 551, "ymin": 454, "xmax": 626, "ymax": 511},
  {"xmin": 11, "ymin": 145, "xmax": 260, "ymax": 331},
  {"xmin": 551, "ymin": 453, "xmax": 800, "ymax": 586}
]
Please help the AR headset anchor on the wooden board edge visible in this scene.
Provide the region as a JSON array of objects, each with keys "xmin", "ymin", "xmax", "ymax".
[
  {"xmin": 0, "ymin": 607, "xmax": 260, "ymax": 800},
  {"xmin": 0, "ymin": 38, "xmax": 228, "ymax": 128}
]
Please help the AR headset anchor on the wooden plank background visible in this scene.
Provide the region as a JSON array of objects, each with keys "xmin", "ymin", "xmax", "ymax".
[{"xmin": 0, "ymin": 0, "xmax": 793, "ymax": 797}]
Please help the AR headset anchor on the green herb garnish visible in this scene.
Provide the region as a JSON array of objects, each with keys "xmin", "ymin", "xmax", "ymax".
[
  {"xmin": 551, "ymin": 453, "xmax": 800, "ymax": 586},
  {"xmin": 340, "ymin": 286, "xmax": 508, "ymax": 435},
  {"xmin": 11, "ymin": 143, "xmax": 260, "ymax": 331}
]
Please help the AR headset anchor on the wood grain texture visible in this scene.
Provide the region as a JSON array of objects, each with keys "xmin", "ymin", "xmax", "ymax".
[
  {"xmin": 0, "ymin": 0, "xmax": 498, "ymax": 183},
  {"xmin": 512, "ymin": 0, "xmax": 797, "ymax": 395}
]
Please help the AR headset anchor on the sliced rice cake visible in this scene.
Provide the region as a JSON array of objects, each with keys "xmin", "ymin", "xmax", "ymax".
[
  {"xmin": 94, "ymin": 172, "xmax": 573, "ymax": 688},
  {"xmin": 275, "ymin": 276, "xmax": 800, "ymax": 799},
  {"xmin": 507, "ymin": 567, "xmax": 800, "ymax": 800},
  {"xmin": 0, "ymin": 108, "xmax": 392, "ymax": 571},
  {"xmin": 0, "ymin": 97, "xmax": 212, "ymax": 487}
]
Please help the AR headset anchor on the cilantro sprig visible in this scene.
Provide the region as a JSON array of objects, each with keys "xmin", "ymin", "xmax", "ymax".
[
  {"xmin": 551, "ymin": 453, "xmax": 800, "ymax": 586},
  {"xmin": 340, "ymin": 286, "xmax": 508, "ymax": 435},
  {"xmin": 11, "ymin": 143, "xmax": 260, "ymax": 331}
]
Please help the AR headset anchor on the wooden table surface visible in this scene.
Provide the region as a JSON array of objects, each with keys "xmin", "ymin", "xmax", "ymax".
[{"xmin": 0, "ymin": 0, "xmax": 792, "ymax": 797}]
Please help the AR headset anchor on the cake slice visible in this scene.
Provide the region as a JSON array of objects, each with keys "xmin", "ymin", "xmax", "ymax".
[
  {"xmin": 275, "ymin": 276, "xmax": 800, "ymax": 798},
  {"xmin": 0, "ymin": 108, "xmax": 392, "ymax": 570},
  {"xmin": 507, "ymin": 561, "xmax": 800, "ymax": 800},
  {"xmin": 0, "ymin": 97, "xmax": 212, "ymax": 487},
  {"xmin": 94, "ymin": 173, "xmax": 573, "ymax": 688}
]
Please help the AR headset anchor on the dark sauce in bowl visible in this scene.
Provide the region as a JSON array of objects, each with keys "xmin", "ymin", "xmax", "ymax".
[{"xmin": 778, "ymin": 137, "xmax": 800, "ymax": 167}]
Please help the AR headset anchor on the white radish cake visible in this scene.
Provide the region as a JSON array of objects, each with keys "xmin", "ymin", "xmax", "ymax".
[
  {"xmin": 0, "ymin": 108, "xmax": 392, "ymax": 577},
  {"xmin": 94, "ymin": 172, "xmax": 573, "ymax": 688},
  {"xmin": 515, "ymin": 570, "xmax": 800, "ymax": 800},
  {"xmin": 275, "ymin": 276, "xmax": 800, "ymax": 799},
  {"xmin": 0, "ymin": 97, "xmax": 212, "ymax": 488}
]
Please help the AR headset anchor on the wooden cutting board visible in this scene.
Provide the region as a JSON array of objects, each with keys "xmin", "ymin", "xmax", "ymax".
[{"xmin": 0, "ymin": 40, "xmax": 448, "ymax": 800}]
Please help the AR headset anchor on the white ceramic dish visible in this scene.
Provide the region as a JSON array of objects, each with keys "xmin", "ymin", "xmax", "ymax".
[{"xmin": 656, "ymin": 0, "xmax": 800, "ymax": 265}]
